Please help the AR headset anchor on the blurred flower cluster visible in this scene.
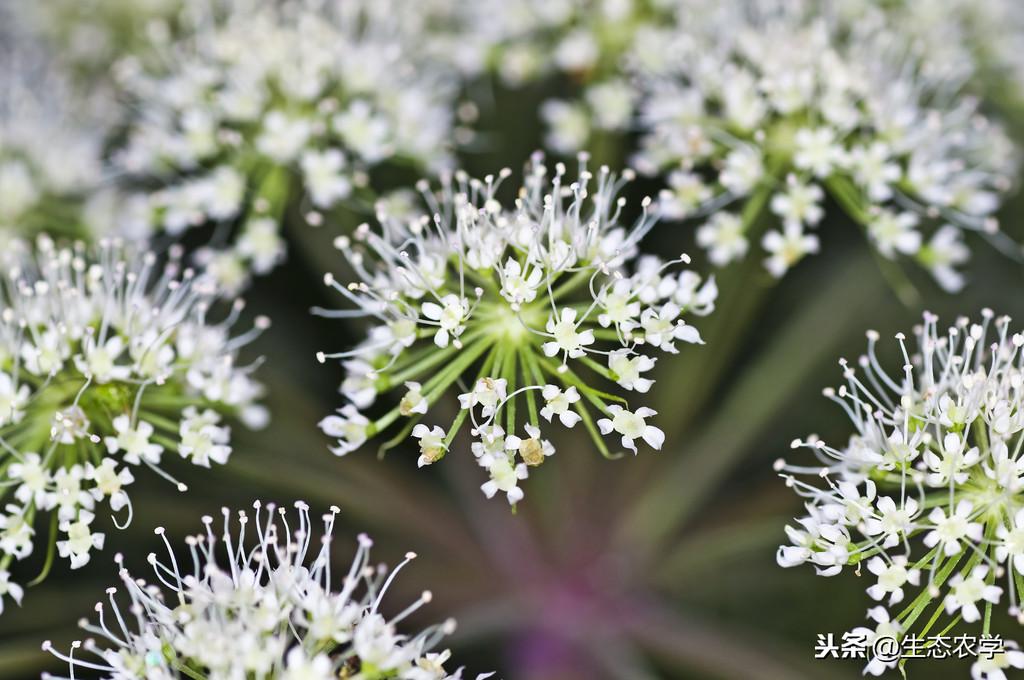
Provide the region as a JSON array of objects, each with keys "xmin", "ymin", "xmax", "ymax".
[{"xmin": 108, "ymin": 0, "xmax": 458, "ymax": 293}]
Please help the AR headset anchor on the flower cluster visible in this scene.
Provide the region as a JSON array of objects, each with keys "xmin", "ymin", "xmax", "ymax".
[
  {"xmin": 0, "ymin": 31, "xmax": 147, "ymax": 245},
  {"xmin": 0, "ymin": 236, "xmax": 267, "ymax": 613},
  {"xmin": 317, "ymin": 155, "xmax": 715, "ymax": 505},
  {"xmin": 43, "ymin": 501, "xmax": 490, "ymax": 680},
  {"xmin": 531, "ymin": 0, "xmax": 1018, "ymax": 289},
  {"xmin": 641, "ymin": 1, "xmax": 1018, "ymax": 287},
  {"xmin": 777, "ymin": 311, "xmax": 1024, "ymax": 677},
  {"xmin": 111, "ymin": 0, "xmax": 457, "ymax": 293}
]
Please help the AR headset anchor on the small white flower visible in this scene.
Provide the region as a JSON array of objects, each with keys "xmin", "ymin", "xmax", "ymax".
[
  {"xmin": 104, "ymin": 416, "xmax": 164, "ymax": 466},
  {"xmin": 414, "ymin": 424, "xmax": 447, "ymax": 467},
  {"xmin": 319, "ymin": 405, "xmax": 369, "ymax": 456},
  {"xmin": 868, "ymin": 210, "xmax": 922, "ymax": 258},
  {"xmin": 480, "ymin": 457, "xmax": 529, "ymax": 505},
  {"xmin": 543, "ymin": 308, "xmax": 596, "ymax": 360},
  {"xmin": 865, "ymin": 555, "xmax": 920, "ymax": 605},
  {"xmin": 597, "ymin": 405, "xmax": 664, "ymax": 453},
  {"xmin": 761, "ymin": 223, "xmax": 820, "ymax": 278},
  {"xmin": 540, "ymin": 385, "xmax": 581, "ymax": 428},
  {"xmin": 971, "ymin": 641, "xmax": 1024, "ymax": 680},
  {"xmin": 422, "ymin": 295, "xmax": 469, "ymax": 348},
  {"xmin": 256, "ymin": 111, "xmax": 312, "ymax": 163},
  {"xmin": 608, "ymin": 350, "xmax": 655, "ymax": 392},
  {"xmin": 0, "ymin": 570, "xmax": 23, "ymax": 615},
  {"xmin": 301, "ymin": 149, "xmax": 352, "ymax": 208},
  {"xmin": 769, "ymin": 176, "xmax": 824, "ymax": 228},
  {"xmin": 719, "ymin": 146, "xmax": 764, "ymax": 195},
  {"xmin": 924, "ymin": 501, "xmax": 983, "ymax": 557},
  {"xmin": 237, "ymin": 218, "xmax": 287, "ymax": 274},
  {"xmin": 179, "ymin": 408, "xmax": 232, "ymax": 468},
  {"xmin": 794, "ymin": 127, "xmax": 843, "ymax": 178},
  {"xmin": 56, "ymin": 511, "xmax": 105, "ymax": 569},
  {"xmin": 944, "ymin": 565, "xmax": 1003, "ymax": 623},
  {"xmin": 400, "ymin": 382, "xmax": 429, "ymax": 416},
  {"xmin": 697, "ymin": 213, "xmax": 749, "ymax": 266},
  {"xmin": 458, "ymin": 378, "xmax": 508, "ymax": 418}
]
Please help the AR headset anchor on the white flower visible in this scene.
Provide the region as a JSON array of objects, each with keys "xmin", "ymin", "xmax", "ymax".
[
  {"xmin": 597, "ymin": 405, "xmax": 664, "ymax": 453},
  {"xmin": 179, "ymin": 408, "xmax": 232, "ymax": 468},
  {"xmin": 769, "ymin": 176, "xmax": 824, "ymax": 228},
  {"xmin": 319, "ymin": 405, "xmax": 369, "ymax": 456},
  {"xmin": 543, "ymin": 308, "xmax": 596, "ymax": 360},
  {"xmin": 75, "ymin": 336, "xmax": 130, "ymax": 383},
  {"xmin": 413, "ymin": 424, "xmax": 447, "ymax": 467},
  {"xmin": 104, "ymin": 416, "xmax": 164, "ymax": 466},
  {"xmin": 301, "ymin": 149, "xmax": 352, "ymax": 208},
  {"xmin": 761, "ymin": 223, "xmax": 820, "ymax": 278},
  {"xmin": 540, "ymin": 385, "xmax": 581, "ymax": 427},
  {"xmin": 400, "ymin": 382, "xmax": 429, "ymax": 416},
  {"xmin": 719, "ymin": 146, "xmax": 764, "ymax": 195},
  {"xmin": 972, "ymin": 642, "xmax": 1024, "ymax": 680},
  {"xmin": 541, "ymin": 100, "xmax": 591, "ymax": 154},
  {"xmin": 848, "ymin": 142, "xmax": 901, "ymax": 201},
  {"xmin": 996, "ymin": 508, "xmax": 1024, "ymax": 576},
  {"xmin": 0, "ymin": 570, "xmax": 23, "ymax": 615},
  {"xmin": 56, "ymin": 511, "xmax": 104, "ymax": 569},
  {"xmin": 422, "ymin": 295, "xmax": 469, "ymax": 348},
  {"xmin": 0, "ymin": 373, "xmax": 28, "ymax": 426},
  {"xmin": 944, "ymin": 566, "xmax": 1003, "ymax": 623},
  {"xmin": 236, "ymin": 218, "xmax": 287, "ymax": 274},
  {"xmin": 256, "ymin": 111, "xmax": 312, "ymax": 163},
  {"xmin": 868, "ymin": 210, "xmax": 922, "ymax": 258},
  {"xmin": 865, "ymin": 556, "xmax": 920, "ymax": 605},
  {"xmin": 608, "ymin": 350, "xmax": 655, "ymax": 392},
  {"xmin": 924, "ymin": 501, "xmax": 982, "ymax": 557},
  {"xmin": 697, "ymin": 213, "xmax": 748, "ymax": 266},
  {"xmin": 480, "ymin": 457, "xmax": 529, "ymax": 505},
  {"xmin": 793, "ymin": 127, "xmax": 843, "ymax": 178},
  {"xmin": 458, "ymin": 378, "xmax": 508, "ymax": 418}
]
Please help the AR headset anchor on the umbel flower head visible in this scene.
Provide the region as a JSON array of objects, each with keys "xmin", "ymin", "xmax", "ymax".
[
  {"xmin": 0, "ymin": 29, "xmax": 147, "ymax": 245},
  {"xmin": 550, "ymin": 0, "xmax": 1018, "ymax": 289},
  {"xmin": 776, "ymin": 311, "xmax": 1024, "ymax": 677},
  {"xmin": 317, "ymin": 154, "xmax": 716, "ymax": 505},
  {"xmin": 0, "ymin": 236, "xmax": 267, "ymax": 613},
  {"xmin": 43, "ymin": 501, "xmax": 491, "ymax": 680},
  {"xmin": 111, "ymin": 0, "xmax": 458, "ymax": 293}
]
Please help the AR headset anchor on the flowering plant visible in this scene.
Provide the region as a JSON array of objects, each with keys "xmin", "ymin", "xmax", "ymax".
[
  {"xmin": 318, "ymin": 155, "xmax": 715, "ymax": 505},
  {"xmin": 0, "ymin": 236, "xmax": 266, "ymax": 612}
]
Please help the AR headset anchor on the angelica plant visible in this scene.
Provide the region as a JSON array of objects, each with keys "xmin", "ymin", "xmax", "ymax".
[
  {"xmin": 0, "ymin": 236, "xmax": 267, "ymax": 613},
  {"xmin": 777, "ymin": 311, "xmax": 1024, "ymax": 676},
  {"xmin": 0, "ymin": 29, "xmax": 148, "ymax": 246},
  {"xmin": 317, "ymin": 154, "xmax": 715, "ymax": 505},
  {"xmin": 110, "ymin": 0, "xmax": 457, "ymax": 293},
  {"xmin": 43, "ymin": 501, "xmax": 491, "ymax": 679},
  {"xmin": 626, "ymin": 0, "xmax": 1019, "ymax": 289}
]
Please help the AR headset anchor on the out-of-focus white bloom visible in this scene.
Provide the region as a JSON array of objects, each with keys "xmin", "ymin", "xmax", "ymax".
[
  {"xmin": 111, "ymin": 0, "xmax": 457, "ymax": 286},
  {"xmin": 621, "ymin": 0, "xmax": 1018, "ymax": 288},
  {"xmin": 777, "ymin": 312, "xmax": 1024, "ymax": 673},
  {"xmin": 317, "ymin": 155, "xmax": 715, "ymax": 505},
  {"xmin": 0, "ymin": 236, "xmax": 267, "ymax": 609},
  {"xmin": 0, "ymin": 28, "xmax": 144, "ymax": 243},
  {"xmin": 44, "ymin": 502, "xmax": 491, "ymax": 680}
]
